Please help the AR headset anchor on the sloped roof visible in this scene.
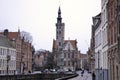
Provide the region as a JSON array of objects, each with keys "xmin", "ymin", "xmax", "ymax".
[
  {"xmin": 0, "ymin": 35, "xmax": 14, "ymax": 48},
  {"xmin": 64, "ymin": 40, "xmax": 77, "ymax": 48},
  {"xmin": 0, "ymin": 32, "xmax": 19, "ymax": 40},
  {"xmin": 52, "ymin": 39, "xmax": 77, "ymax": 50}
]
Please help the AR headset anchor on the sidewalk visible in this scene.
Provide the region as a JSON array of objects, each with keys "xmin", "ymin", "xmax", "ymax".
[{"xmin": 68, "ymin": 70, "xmax": 92, "ymax": 80}]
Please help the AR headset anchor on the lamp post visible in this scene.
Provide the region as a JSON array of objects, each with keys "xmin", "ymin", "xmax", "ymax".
[
  {"xmin": 98, "ymin": 51, "xmax": 100, "ymax": 80},
  {"xmin": 7, "ymin": 54, "xmax": 10, "ymax": 75},
  {"xmin": 98, "ymin": 51, "xmax": 99, "ymax": 69}
]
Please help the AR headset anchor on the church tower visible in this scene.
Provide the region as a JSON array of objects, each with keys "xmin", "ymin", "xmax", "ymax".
[
  {"xmin": 56, "ymin": 7, "xmax": 65, "ymax": 51},
  {"xmin": 55, "ymin": 7, "xmax": 65, "ymax": 69}
]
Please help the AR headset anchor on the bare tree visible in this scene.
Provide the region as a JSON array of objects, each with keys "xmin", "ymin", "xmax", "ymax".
[{"xmin": 20, "ymin": 31, "xmax": 33, "ymax": 43}]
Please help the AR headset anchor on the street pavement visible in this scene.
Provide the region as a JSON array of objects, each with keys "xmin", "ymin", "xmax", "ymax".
[{"xmin": 68, "ymin": 70, "xmax": 92, "ymax": 80}]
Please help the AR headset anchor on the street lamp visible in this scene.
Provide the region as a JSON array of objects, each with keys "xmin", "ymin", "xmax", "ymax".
[
  {"xmin": 22, "ymin": 63, "xmax": 25, "ymax": 74},
  {"xmin": 98, "ymin": 51, "xmax": 100, "ymax": 80},
  {"xmin": 7, "ymin": 54, "xmax": 10, "ymax": 75},
  {"xmin": 98, "ymin": 51, "xmax": 99, "ymax": 70}
]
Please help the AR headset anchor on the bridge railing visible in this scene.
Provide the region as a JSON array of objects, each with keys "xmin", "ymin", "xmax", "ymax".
[{"xmin": 0, "ymin": 72, "xmax": 78, "ymax": 80}]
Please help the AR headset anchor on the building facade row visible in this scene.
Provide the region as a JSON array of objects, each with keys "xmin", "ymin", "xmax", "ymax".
[
  {"xmin": 34, "ymin": 50, "xmax": 50, "ymax": 71},
  {"xmin": 108, "ymin": 0, "xmax": 120, "ymax": 80},
  {"xmin": 89, "ymin": 0, "xmax": 120, "ymax": 80},
  {"xmin": 0, "ymin": 29, "xmax": 34, "ymax": 74}
]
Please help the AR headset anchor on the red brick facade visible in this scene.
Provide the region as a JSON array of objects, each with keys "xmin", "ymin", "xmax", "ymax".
[
  {"xmin": 108, "ymin": 0, "xmax": 120, "ymax": 80},
  {"xmin": 0, "ymin": 29, "xmax": 33, "ymax": 74}
]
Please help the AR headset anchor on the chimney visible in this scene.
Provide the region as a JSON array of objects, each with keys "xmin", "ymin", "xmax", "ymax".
[{"xmin": 4, "ymin": 29, "xmax": 8, "ymax": 37}]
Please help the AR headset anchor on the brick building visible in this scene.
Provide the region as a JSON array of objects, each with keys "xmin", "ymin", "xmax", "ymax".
[
  {"xmin": 108, "ymin": 0, "xmax": 120, "ymax": 80},
  {"xmin": 0, "ymin": 29, "xmax": 33, "ymax": 74},
  {"xmin": 34, "ymin": 50, "xmax": 50, "ymax": 70}
]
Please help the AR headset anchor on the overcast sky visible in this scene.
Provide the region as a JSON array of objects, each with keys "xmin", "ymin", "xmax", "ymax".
[{"xmin": 0, "ymin": 0, "xmax": 101, "ymax": 53}]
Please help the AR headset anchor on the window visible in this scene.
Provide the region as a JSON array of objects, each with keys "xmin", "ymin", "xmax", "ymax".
[
  {"xmin": 4, "ymin": 49, "xmax": 6, "ymax": 55},
  {"xmin": 68, "ymin": 61, "xmax": 70, "ymax": 66},
  {"xmin": 59, "ymin": 42, "xmax": 61, "ymax": 46},
  {"xmin": 59, "ymin": 26, "xmax": 61, "ymax": 29},
  {"xmin": 64, "ymin": 53, "xmax": 66, "ymax": 58},
  {"xmin": 116, "ymin": 66, "xmax": 119, "ymax": 80},
  {"xmin": 64, "ymin": 61, "xmax": 66, "ymax": 66},
  {"xmin": 72, "ymin": 52, "xmax": 74, "ymax": 58},
  {"xmin": 59, "ymin": 31, "xmax": 61, "ymax": 35},
  {"xmin": 0, "ymin": 48, "xmax": 1, "ymax": 55},
  {"xmin": 59, "ymin": 48, "xmax": 62, "ymax": 51},
  {"xmin": 1, "ymin": 49, "xmax": 3, "ymax": 55},
  {"xmin": 68, "ymin": 52, "xmax": 70, "ymax": 58},
  {"xmin": 0, "ymin": 59, "xmax": 2, "ymax": 67}
]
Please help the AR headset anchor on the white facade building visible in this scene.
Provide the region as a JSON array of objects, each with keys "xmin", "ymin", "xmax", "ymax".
[
  {"xmin": 101, "ymin": 0, "xmax": 108, "ymax": 80},
  {"xmin": 94, "ymin": 13, "xmax": 102, "ymax": 69},
  {"xmin": 93, "ymin": 13, "xmax": 102, "ymax": 80},
  {"xmin": 94, "ymin": 0, "xmax": 108, "ymax": 79},
  {"xmin": 0, "ymin": 35, "xmax": 16, "ymax": 75},
  {"xmin": 101, "ymin": 0, "xmax": 108, "ymax": 70}
]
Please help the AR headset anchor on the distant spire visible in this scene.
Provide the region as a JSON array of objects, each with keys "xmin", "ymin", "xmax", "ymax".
[
  {"xmin": 57, "ymin": 6, "xmax": 62, "ymax": 23},
  {"xmin": 58, "ymin": 7, "xmax": 61, "ymax": 13},
  {"xmin": 18, "ymin": 27, "xmax": 21, "ymax": 38},
  {"xmin": 58, "ymin": 6, "xmax": 61, "ymax": 18},
  {"xmin": 18, "ymin": 27, "xmax": 20, "ymax": 33}
]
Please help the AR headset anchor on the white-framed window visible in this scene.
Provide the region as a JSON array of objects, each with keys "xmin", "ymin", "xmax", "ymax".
[
  {"xmin": 0, "ymin": 48, "xmax": 2, "ymax": 55},
  {"xmin": 0, "ymin": 59, "xmax": 2, "ymax": 67}
]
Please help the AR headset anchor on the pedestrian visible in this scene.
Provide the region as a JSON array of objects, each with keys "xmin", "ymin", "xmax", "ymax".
[
  {"xmin": 28, "ymin": 71, "xmax": 31, "ymax": 74},
  {"xmin": 81, "ymin": 74, "xmax": 83, "ymax": 77},
  {"xmin": 81, "ymin": 70, "xmax": 84, "ymax": 77},
  {"xmin": 92, "ymin": 72, "xmax": 95, "ymax": 80}
]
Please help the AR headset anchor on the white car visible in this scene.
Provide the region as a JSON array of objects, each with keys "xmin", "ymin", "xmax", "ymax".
[{"xmin": 32, "ymin": 71, "xmax": 41, "ymax": 74}]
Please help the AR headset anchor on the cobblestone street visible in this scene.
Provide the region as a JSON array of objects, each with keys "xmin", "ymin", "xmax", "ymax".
[{"xmin": 68, "ymin": 70, "xmax": 92, "ymax": 80}]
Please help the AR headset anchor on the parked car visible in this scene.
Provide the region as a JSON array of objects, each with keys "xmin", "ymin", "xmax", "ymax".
[{"xmin": 32, "ymin": 71, "xmax": 41, "ymax": 74}]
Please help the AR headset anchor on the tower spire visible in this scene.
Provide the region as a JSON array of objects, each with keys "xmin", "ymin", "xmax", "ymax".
[
  {"xmin": 55, "ymin": 5, "xmax": 65, "ymax": 70},
  {"xmin": 57, "ymin": 7, "xmax": 62, "ymax": 23},
  {"xmin": 58, "ymin": 6, "xmax": 61, "ymax": 16}
]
